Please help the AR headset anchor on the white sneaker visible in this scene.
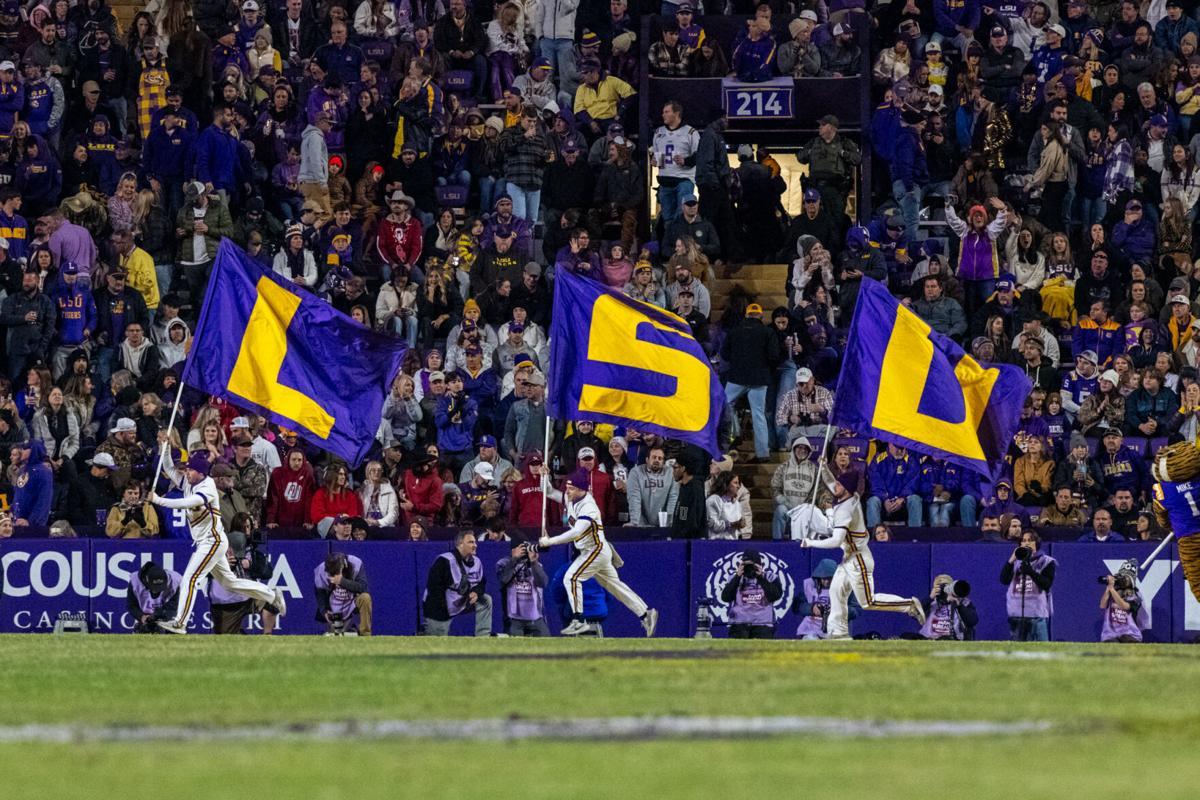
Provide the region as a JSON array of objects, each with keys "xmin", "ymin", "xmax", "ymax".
[
  {"xmin": 641, "ymin": 608, "xmax": 659, "ymax": 637},
  {"xmin": 156, "ymin": 620, "xmax": 187, "ymax": 635},
  {"xmin": 272, "ymin": 588, "xmax": 288, "ymax": 618},
  {"xmin": 827, "ymin": 632, "xmax": 851, "ymax": 640},
  {"xmin": 908, "ymin": 597, "xmax": 926, "ymax": 626},
  {"xmin": 560, "ymin": 619, "xmax": 590, "ymax": 636}
]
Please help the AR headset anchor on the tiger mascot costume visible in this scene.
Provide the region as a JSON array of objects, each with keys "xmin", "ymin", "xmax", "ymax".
[{"xmin": 1151, "ymin": 441, "xmax": 1200, "ymax": 601}]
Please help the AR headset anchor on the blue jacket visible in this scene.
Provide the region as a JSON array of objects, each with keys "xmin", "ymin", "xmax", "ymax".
[
  {"xmin": 52, "ymin": 279, "xmax": 97, "ymax": 347},
  {"xmin": 871, "ymin": 103, "xmax": 901, "ymax": 163},
  {"xmin": 1112, "ymin": 217, "xmax": 1156, "ymax": 266},
  {"xmin": 434, "ymin": 392, "xmax": 478, "ymax": 453},
  {"xmin": 868, "ymin": 451, "xmax": 919, "ymax": 500},
  {"xmin": 13, "ymin": 440, "xmax": 52, "ymax": 526},
  {"xmin": 1071, "ymin": 318, "xmax": 1121, "ymax": 368},
  {"xmin": 142, "ymin": 122, "xmax": 195, "ymax": 183},
  {"xmin": 892, "ymin": 127, "xmax": 929, "ymax": 191},
  {"xmin": 18, "ymin": 137, "xmax": 62, "ymax": 209},
  {"xmin": 0, "ymin": 209, "xmax": 28, "ymax": 262},
  {"xmin": 458, "ymin": 366, "xmax": 499, "ymax": 417},
  {"xmin": 0, "ymin": 79, "xmax": 24, "ymax": 133},
  {"xmin": 1077, "ymin": 530, "xmax": 1127, "ymax": 543},
  {"xmin": 22, "ymin": 79, "xmax": 54, "ymax": 135},
  {"xmin": 1030, "ymin": 44, "xmax": 1064, "ymax": 87},
  {"xmin": 1155, "ymin": 15, "xmax": 1199, "ymax": 55},
  {"xmin": 933, "ymin": 0, "xmax": 980, "ymax": 37},
  {"xmin": 1098, "ymin": 446, "xmax": 1149, "ymax": 498},
  {"xmin": 917, "ymin": 458, "xmax": 973, "ymax": 503},
  {"xmin": 1126, "ymin": 386, "xmax": 1179, "ymax": 430},
  {"xmin": 192, "ymin": 124, "xmax": 242, "ymax": 193}
]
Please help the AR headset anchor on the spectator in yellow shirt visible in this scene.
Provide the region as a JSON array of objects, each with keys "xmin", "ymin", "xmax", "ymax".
[
  {"xmin": 573, "ymin": 59, "xmax": 635, "ymax": 137},
  {"xmin": 112, "ymin": 227, "xmax": 160, "ymax": 311}
]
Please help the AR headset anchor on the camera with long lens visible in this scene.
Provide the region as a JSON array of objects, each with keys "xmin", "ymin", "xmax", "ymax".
[
  {"xmin": 1014, "ymin": 546, "xmax": 1033, "ymax": 562},
  {"xmin": 936, "ymin": 580, "xmax": 972, "ymax": 604},
  {"xmin": 742, "ymin": 562, "xmax": 759, "ymax": 579}
]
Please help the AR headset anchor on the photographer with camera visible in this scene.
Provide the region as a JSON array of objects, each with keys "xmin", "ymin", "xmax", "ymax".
[
  {"xmin": 496, "ymin": 538, "xmax": 550, "ymax": 636},
  {"xmin": 915, "ymin": 574, "xmax": 978, "ymax": 640},
  {"xmin": 1000, "ymin": 530, "xmax": 1056, "ymax": 641},
  {"xmin": 315, "ymin": 552, "xmax": 373, "ymax": 636},
  {"xmin": 793, "ymin": 558, "xmax": 860, "ymax": 640},
  {"xmin": 209, "ymin": 523, "xmax": 283, "ymax": 635},
  {"xmin": 719, "ymin": 549, "xmax": 783, "ymax": 639},
  {"xmin": 423, "ymin": 530, "xmax": 493, "ymax": 636},
  {"xmin": 126, "ymin": 562, "xmax": 181, "ymax": 633},
  {"xmin": 1099, "ymin": 562, "xmax": 1149, "ymax": 643}
]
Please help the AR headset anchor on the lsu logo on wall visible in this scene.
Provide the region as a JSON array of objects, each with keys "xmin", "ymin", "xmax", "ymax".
[
  {"xmin": 702, "ymin": 551, "xmax": 795, "ymax": 624},
  {"xmin": 548, "ymin": 268, "xmax": 724, "ymax": 456}
]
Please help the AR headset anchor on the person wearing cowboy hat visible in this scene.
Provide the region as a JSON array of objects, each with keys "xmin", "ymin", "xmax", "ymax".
[{"xmin": 376, "ymin": 189, "xmax": 424, "ymax": 281}]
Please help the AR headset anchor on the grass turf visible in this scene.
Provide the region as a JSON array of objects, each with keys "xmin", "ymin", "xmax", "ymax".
[{"xmin": 3, "ymin": 636, "xmax": 1199, "ymax": 798}]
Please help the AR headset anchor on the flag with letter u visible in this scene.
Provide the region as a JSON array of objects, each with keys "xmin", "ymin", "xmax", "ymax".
[
  {"xmin": 184, "ymin": 239, "xmax": 406, "ymax": 466},
  {"xmin": 548, "ymin": 269, "xmax": 723, "ymax": 456},
  {"xmin": 831, "ymin": 278, "xmax": 1030, "ymax": 477}
]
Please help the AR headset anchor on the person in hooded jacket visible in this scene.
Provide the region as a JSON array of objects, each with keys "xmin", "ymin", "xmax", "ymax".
[
  {"xmin": 83, "ymin": 113, "xmax": 121, "ymax": 195},
  {"xmin": 265, "ymin": 447, "xmax": 316, "ymax": 528},
  {"xmin": 12, "ymin": 438, "xmax": 51, "ymax": 526},
  {"xmin": 837, "ymin": 225, "xmax": 887, "ymax": 322},
  {"xmin": 17, "ymin": 134, "xmax": 62, "ymax": 217}
]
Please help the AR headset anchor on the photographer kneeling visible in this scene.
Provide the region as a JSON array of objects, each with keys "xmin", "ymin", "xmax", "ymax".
[
  {"xmin": 315, "ymin": 553, "xmax": 373, "ymax": 636},
  {"xmin": 126, "ymin": 562, "xmax": 181, "ymax": 633},
  {"xmin": 1100, "ymin": 562, "xmax": 1148, "ymax": 643},
  {"xmin": 915, "ymin": 574, "xmax": 977, "ymax": 640},
  {"xmin": 719, "ymin": 549, "xmax": 783, "ymax": 639},
  {"xmin": 1000, "ymin": 530, "xmax": 1056, "ymax": 641}
]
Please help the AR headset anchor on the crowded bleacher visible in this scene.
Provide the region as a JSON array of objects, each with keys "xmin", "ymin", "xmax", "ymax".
[{"xmin": 0, "ymin": 0, "xmax": 1185, "ymax": 552}]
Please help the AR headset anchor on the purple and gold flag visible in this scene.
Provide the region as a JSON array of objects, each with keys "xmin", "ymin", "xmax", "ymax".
[
  {"xmin": 184, "ymin": 240, "xmax": 406, "ymax": 466},
  {"xmin": 831, "ymin": 278, "xmax": 1030, "ymax": 478},
  {"xmin": 548, "ymin": 269, "xmax": 723, "ymax": 456}
]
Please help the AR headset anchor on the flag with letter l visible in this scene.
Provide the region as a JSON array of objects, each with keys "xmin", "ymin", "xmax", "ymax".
[
  {"xmin": 831, "ymin": 277, "xmax": 1030, "ymax": 478},
  {"xmin": 547, "ymin": 268, "xmax": 724, "ymax": 456},
  {"xmin": 184, "ymin": 239, "xmax": 406, "ymax": 466}
]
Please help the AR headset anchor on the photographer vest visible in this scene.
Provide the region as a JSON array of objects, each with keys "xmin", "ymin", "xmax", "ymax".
[
  {"xmin": 504, "ymin": 561, "xmax": 545, "ymax": 622},
  {"xmin": 795, "ymin": 577, "xmax": 831, "ymax": 638},
  {"xmin": 441, "ymin": 551, "xmax": 483, "ymax": 617},
  {"xmin": 919, "ymin": 599, "xmax": 965, "ymax": 640},
  {"xmin": 130, "ymin": 569, "xmax": 182, "ymax": 614},
  {"xmin": 314, "ymin": 554, "xmax": 365, "ymax": 618},
  {"xmin": 1005, "ymin": 552, "xmax": 1055, "ymax": 618},
  {"xmin": 727, "ymin": 575, "xmax": 775, "ymax": 626},
  {"xmin": 1101, "ymin": 592, "xmax": 1148, "ymax": 642}
]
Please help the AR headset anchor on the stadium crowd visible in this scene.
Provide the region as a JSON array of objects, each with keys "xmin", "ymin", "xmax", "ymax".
[{"xmin": 0, "ymin": 0, "xmax": 1182, "ymax": 563}]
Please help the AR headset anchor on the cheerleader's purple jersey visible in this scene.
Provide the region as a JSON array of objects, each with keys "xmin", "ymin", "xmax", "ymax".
[{"xmin": 1152, "ymin": 481, "xmax": 1200, "ymax": 539}]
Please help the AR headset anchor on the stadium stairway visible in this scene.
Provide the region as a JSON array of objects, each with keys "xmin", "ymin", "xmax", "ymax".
[{"xmin": 710, "ymin": 262, "xmax": 791, "ymax": 537}]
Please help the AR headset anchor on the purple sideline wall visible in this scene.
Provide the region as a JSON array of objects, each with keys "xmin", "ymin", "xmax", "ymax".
[{"xmin": 2, "ymin": 541, "xmax": 1194, "ymax": 641}]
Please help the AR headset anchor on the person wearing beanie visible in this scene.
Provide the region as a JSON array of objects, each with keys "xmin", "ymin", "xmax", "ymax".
[
  {"xmin": 801, "ymin": 470, "xmax": 927, "ymax": 637},
  {"xmin": 149, "ymin": 445, "xmax": 287, "ymax": 635},
  {"xmin": 538, "ymin": 463, "xmax": 659, "ymax": 637}
]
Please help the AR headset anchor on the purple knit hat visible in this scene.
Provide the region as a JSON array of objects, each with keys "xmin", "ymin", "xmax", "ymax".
[
  {"xmin": 186, "ymin": 452, "xmax": 212, "ymax": 476},
  {"xmin": 565, "ymin": 468, "xmax": 591, "ymax": 490}
]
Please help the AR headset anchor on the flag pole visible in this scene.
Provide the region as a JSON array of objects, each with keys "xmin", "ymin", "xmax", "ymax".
[
  {"xmin": 808, "ymin": 423, "xmax": 837, "ymax": 506},
  {"xmin": 1139, "ymin": 532, "xmax": 1176, "ymax": 571},
  {"xmin": 540, "ymin": 409, "xmax": 552, "ymax": 541}
]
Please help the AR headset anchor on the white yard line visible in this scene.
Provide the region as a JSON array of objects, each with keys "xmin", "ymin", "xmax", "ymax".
[{"xmin": 0, "ymin": 716, "xmax": 1053, "ymax": 744}]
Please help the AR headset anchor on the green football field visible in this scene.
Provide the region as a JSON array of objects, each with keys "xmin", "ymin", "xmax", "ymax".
[{"xmin": 2, "ymin": 636, "xmax": 1199, "ymax": 799}]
